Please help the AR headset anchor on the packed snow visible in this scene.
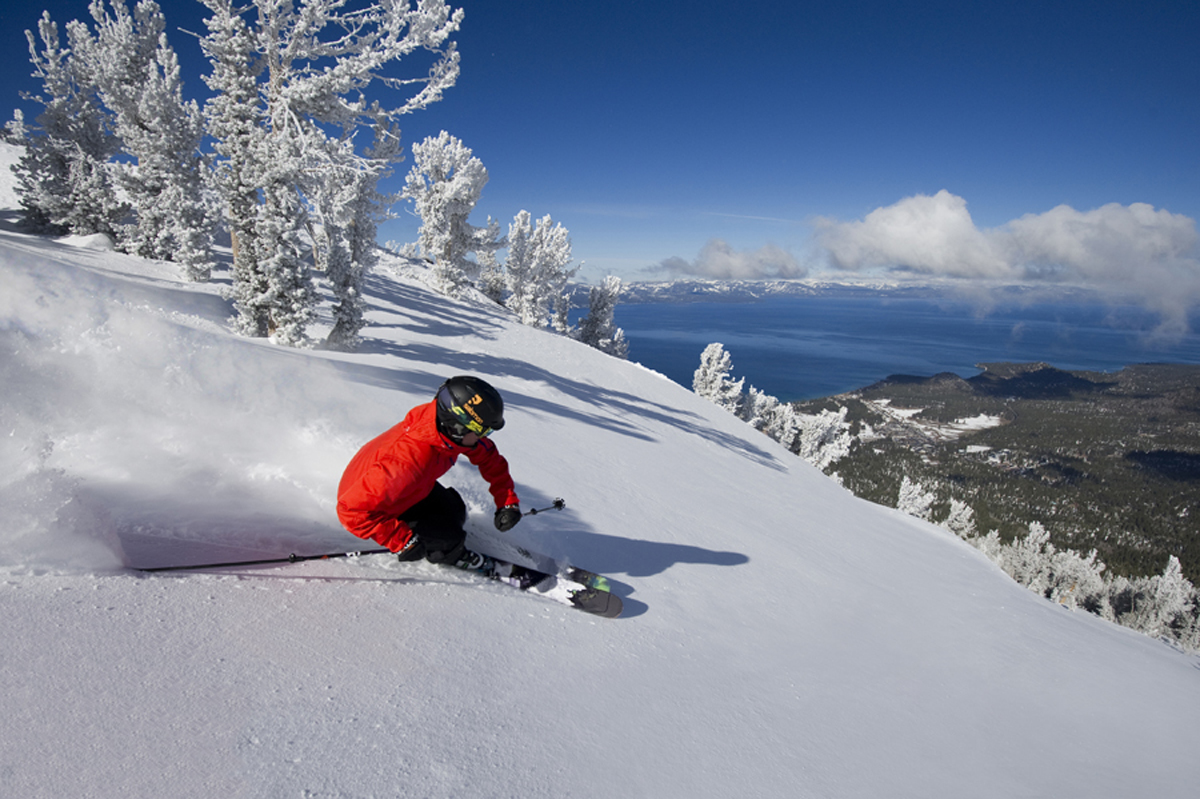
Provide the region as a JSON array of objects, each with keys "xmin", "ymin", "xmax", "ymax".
[{"xmin": 2, "ymin": 159, "xmax": 1199, "ymax": 795}]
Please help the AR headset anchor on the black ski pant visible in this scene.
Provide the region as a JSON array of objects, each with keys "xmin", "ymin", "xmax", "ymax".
[{"xmin": 397, "ymin": 482, "xmax": 468, "ymax": 563}]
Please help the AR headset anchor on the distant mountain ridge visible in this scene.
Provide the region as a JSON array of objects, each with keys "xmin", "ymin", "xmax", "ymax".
[{"xmin": 573, "ymin": 277, "xmax": 1114, "ymax": 305}]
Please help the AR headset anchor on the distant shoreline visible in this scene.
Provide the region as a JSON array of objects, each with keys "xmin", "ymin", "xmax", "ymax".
[{"xmin": 608, "ymin": 293, "xmax": 1200, "ymax": 403}]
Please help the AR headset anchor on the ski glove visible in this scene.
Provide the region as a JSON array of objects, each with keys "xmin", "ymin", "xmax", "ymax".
[
  {"xmin": 494, "ymin": 505, "xmax": 521, "ymax": 532},
  {"xmin": 395, "ymin": 533, "xmax": 425, "ymax": 562}
]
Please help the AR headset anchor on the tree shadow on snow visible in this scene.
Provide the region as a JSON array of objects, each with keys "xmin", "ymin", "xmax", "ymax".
[
  {"xmin": 347, "ymin": 272, "xmax": 787, "ymax": 469},
  {"xmin": 0, "ymin": 209, "xmax": 28, "ymax": 233},
  {"xmin": 357, "ymin": 274, "xmax": 509, "ymax": 342},
  {"xmin": 332, "ymin": 340, "xmax": 786, "ymax": 471}
]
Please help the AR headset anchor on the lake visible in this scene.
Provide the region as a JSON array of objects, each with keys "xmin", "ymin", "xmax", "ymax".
[{"xmin": 612, "ymin": 296, "xmax": 1200, "ymax": 401}]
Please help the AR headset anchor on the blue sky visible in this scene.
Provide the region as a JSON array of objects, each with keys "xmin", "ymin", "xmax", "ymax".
[{"xmin": 4, "ymin": 1, "xmax": 1198, "ymax": 300}]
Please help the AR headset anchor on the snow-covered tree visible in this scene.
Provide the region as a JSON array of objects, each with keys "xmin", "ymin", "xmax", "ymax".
[
  {"xmin": 504, "ymin": 210, "xmax": 533, "ymax": 315},
  {"xmin": 1122, "ymin": 556, "xmax": 1197, "ymax": 640},
  {"xmin": 794, "ymin": 406, "xmax": 853, "ymax": 470},
  {"xmin": 942, "ymin": 498, "xmax": 977, "ymax": 539},
  {"xmin": 199, "ymin": 0, "xmax": 464, "ymax": 344},
  {"xmin": 575, "ymin": 275, "xmax": 629, "ymax": 358},
  {"xmin": 309, "ymin": 122, "xmax": 399, "ymax": 349},
  {"xmin": 253, "ymin": 130, "xmax": 316, "ymax": 347},
  {"xmin": 200, "ymin": 0, "xmax": 267, "ymax": 333},
  {"xmin": 764, "ymin": 404, "xmax": 803, "ymax": 453},
  {"xmin": 1151, "ymin": 556, "xmax": 1194, "ymax": 629},
  {"xmin": 505, "ymin": 211, "xmax": 577, "ymax": 329},
  {"xmin": 477, "ymin": 248, "xmax": 506, "ymax": 303},
  {"xmin": 1046, "ymin": 547, "xmax": 1108, "ymax": 610},
  {"xmin": 1005, "ymin": 521, "xmax": 1055, "ymax": 594},
  {"xmin": 551, "ymin": 278, "xmax": 574, "ymax": 335},
  {"xmin": 15, "ymin": 11, "xmax": 126, "ymax": 236},
  {"xmin": 740, "ymin": 386, "xmax": 780, "ymax": 431},
  {"xmin": 402, "ymin": 130, "xmax": 499, "ymax": 296},
  {"xmin": 693, "ymin": 343, "xmax": 745, "ymax": 415},
  {"xmin": 2, "ymin": 111, "xmax": 27, "ymax": 144},
  {"xmin": 985, "ymin": 521, "xmax": 1109, "ymax": 610},
  {"xmin": 897, "ymin": 474, "xmax": 936, "ymax": 521},
  {"xmin": 74, "ymin": 0, "xmax": 213, "ymax": 280}
]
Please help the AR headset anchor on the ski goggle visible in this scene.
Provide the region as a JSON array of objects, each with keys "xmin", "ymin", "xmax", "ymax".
[{"xmin": 437, "ymin": 386, "xmax": 497, "ymax": 437}]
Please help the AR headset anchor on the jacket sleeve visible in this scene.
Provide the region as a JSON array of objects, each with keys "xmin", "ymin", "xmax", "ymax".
[{"xmin": 468, "ymin": 439, "xmax": 520, "ymax": 508}]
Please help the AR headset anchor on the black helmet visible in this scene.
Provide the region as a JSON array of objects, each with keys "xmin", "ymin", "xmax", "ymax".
[{"xmin": 435, "ymin": 376, "xmax": 506, "ymax": 442}]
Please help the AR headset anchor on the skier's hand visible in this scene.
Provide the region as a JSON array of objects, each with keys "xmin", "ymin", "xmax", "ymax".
[
  {"xmin": 494, "ymin": 505, "xmax": 521, "ymax": 532},
  {"xmin": 395, "ymin": 533, "xmax": 425, "ymax": 562}
]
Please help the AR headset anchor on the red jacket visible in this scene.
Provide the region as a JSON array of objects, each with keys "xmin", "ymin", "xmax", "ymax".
[{"xmin": 336, "ymin": 400, "xmax": 520, "ymax": 552}]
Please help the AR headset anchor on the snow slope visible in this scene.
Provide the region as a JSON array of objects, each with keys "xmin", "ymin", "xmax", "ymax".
[{"xmin": 2, "ymin": 175, "xmax": 1199, "ymax": 795}]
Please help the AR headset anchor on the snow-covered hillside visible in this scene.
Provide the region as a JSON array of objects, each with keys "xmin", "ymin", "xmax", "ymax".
[{"xmin": 2, "ymin": 160, "xmax": 1199, "ymax": 794}]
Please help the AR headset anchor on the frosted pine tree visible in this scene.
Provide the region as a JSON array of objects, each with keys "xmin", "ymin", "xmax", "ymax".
[
  {"xmin": 896, "ymin": 475, "xmax": 936, "ymax": 521},
  {"xmin": 942, "ymin": 498, "xmax": 977, "ymax": 539},
  {"xmin": 200, "ymin": 0, "xmax": 267, "ymax": 334},
  {"xmin": 1000, "ymin": 521, "xmax": 1059, "ymax": 598},
  {"xmin": 1046, "ymin": 547, "xmax": 1107, "ymax": 610},
  {"xmin": 308, "ymin": 123, "xmax": 400, "ymax": 350},
  {"xmin": 477, "ymin": 248, "xmax": 506, "ymax": 304},
  {"xmin": 74, "ymin": 0, "xmax": 213, "ymax": 279},
  {"xmin": 474, "ymin": 224, "xmax": 505, "ymax": 299},
  {"xmin": 575, "ymin": 275, "xmax": 629, "ymax": 358},
  {"xmin": 542, "ymin": 218, "xmax": 579, "ymax": 331},
  {"xmin": 402, "ymin": 131, "xmax": 499, "ymax": 296},
  {"xmin": 1128, "ymin": 556, "xmax": 1197, "ymax": 640},
  {"xmin": 2, "ymin": 111, "xmax": 26, "ymax": 144},
  {"xmin": 761, "ymin": 400, "xmax": 802, "ymax": 452},
  {"xmin": 693, "ymin": 343, "xmax": 745, "ymax": 415},
  {"xmin": 505, "ymin": 212, "xmax": 577, "ymax": 328},
  {"xmin": 15, "ymin": 11, "xmax": 126, "ymax": 236},
  {"xmin": 740, "ymin": 386, "xmax": 780, "ymax": 431},
  {"xmin": 328, "ymin": 161, "xmax": 388, "ymax": 351},
  {"xmin": 504, "ymin": 210, "xmax": 534, "ymax": 318},
  {"xmin": 199, "ymin": 0, "xmax": 463, "ymax": 344},
  {"xmin": 993, "ymin": 521, "xmax": 1110, "ymax": 610},
  {"xmin": 794, "ymin": 407, "xmax": 852, "ymax": 470},
  {"xmin": 252, "ymin": 131, "xmax": 315, "ymax": 347}
]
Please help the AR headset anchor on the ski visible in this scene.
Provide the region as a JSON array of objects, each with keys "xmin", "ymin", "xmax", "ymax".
[
  {"xmin": 451, "ymin": 549, "xmax": 623, "ymax": 618},
  {"xmin": 463, "ymin": 528, "xmax": 613, "ymax": 592}
]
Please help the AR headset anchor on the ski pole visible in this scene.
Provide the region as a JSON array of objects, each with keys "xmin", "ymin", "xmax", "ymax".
[
  {"xmin": 524, "ymin": 497, "xmax": 566, "ymax": 516},
  {"xmin": 136, "ymin": 547, "xmax": 391, "ymax": 573},
  {"xmin": 140, "ymin": 499, "xmax": 566, "ymax": 572}
]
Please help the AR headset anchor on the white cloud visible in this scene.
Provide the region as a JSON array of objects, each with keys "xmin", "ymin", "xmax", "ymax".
[
  {"xmin": 817, "ymin": 191, "xmax": 1010, "ymax": 278},
  {"xmin": 816, "ymin": 191, "xmax": 1200, "ymax": 331},
  {"xmin": 659, "ymin": 239, "xmax": 806, "ymax": 280}
]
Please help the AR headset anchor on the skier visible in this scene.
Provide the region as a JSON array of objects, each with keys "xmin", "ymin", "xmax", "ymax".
[{"xmin": 337, "ymin": 375, "xmax": 522, "ymax": 564}]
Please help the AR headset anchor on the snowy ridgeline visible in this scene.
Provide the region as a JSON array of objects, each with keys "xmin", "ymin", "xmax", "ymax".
[{"xmin": 693, "ymin": 342, "xmax": 1200, "ymax": 652}]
